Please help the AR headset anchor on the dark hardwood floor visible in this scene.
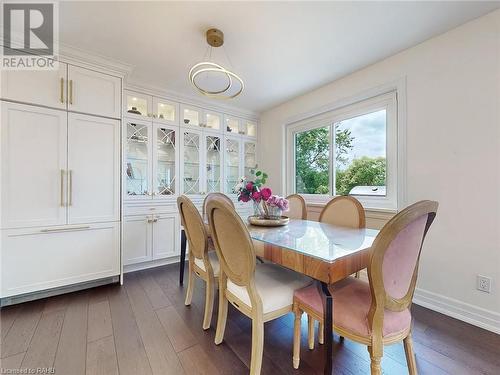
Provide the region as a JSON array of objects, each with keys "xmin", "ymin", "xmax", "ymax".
[{"xmin": 1, "ymin": 263, "xmax": 499, "ymax": 374}]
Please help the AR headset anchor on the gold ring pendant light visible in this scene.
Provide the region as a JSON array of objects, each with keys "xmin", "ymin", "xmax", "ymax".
[{"xmin": 189, "ymin": 28, "xmax": 244, "ymax": 99}]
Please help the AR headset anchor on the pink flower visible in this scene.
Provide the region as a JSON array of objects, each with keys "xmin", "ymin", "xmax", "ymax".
[
  {"xmin": 252, "ymin": 191, "xmax": 261, "ymax": 201},
  {"xmin": 245, "ymin": 182, "xmax": 254, "ymax": 191},
  {"xmin": 241, "ymin": 194, "xmax": 250, "ymax": 202},
  {"xmin": 260, "ymin": 187, "xmax": 272, "ymax": 201}
]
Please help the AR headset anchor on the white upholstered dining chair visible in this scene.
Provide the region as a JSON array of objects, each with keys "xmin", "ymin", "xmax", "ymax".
[{"xmin": 206, "ymin": 196, "xmax": 311, "ymax": 375}]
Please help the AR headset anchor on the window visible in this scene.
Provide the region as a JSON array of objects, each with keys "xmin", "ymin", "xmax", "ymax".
[{"xmin": 288, "ymin": 92, "xmax": 399, "ymax": 210}]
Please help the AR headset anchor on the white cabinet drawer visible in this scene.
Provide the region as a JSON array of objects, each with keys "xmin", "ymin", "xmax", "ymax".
[{"xmin": 1, "ymin": 222, "xmax": 120, "ymax": 298}]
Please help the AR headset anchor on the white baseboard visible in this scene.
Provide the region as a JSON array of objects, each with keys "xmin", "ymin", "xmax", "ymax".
[
  {"xmin": 123, "ymin": 256, "xmax": 181, "ymax": 273},
  {"xmin": 357, "ymin": 270, "xmax": 500, "ymax": 334}
]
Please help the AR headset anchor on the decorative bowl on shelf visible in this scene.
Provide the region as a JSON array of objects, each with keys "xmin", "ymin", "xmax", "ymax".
[
  {"xmin": 248, "ymin": 215, "xmax": 289, "ymax": 227},
  {"xmin": 184, "ymin": 119, "xmax": 190, "ymax": 124},
  {"xmin": 127, "ymin": 106, "xmax": 141, "ymax": 115}
]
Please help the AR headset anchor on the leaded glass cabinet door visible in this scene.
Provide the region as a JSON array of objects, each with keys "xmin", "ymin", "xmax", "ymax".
[
  {"xmin": 225, "ymin": 137, "xmax": 241, "ymax": 194},
  {"xmin": 181, "ymin": 130, "xmax": 202, "ymax": 195},
  {"xmin": 244, "ymin": 141, "xmax": 257, "ymax": 178},
  {"xmin": 125, "ymin": 120, "xmax": 152, "ymax": 198},
  {"xmin": 153, "ymin": 125, "xmax": 177, "ymax": 197},
  {"xmin": 205, "ymin": 133, "xmax": 222, "ymax": 193}
]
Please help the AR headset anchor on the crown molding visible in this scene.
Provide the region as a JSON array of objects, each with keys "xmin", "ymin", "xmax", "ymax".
[
  {"xmin": 58, "ymin": 43, "xmax": 134, "ymax": 78},
  {"xmin": 125, "ymin": 80, "xmax": 259, "ymax": 120}
]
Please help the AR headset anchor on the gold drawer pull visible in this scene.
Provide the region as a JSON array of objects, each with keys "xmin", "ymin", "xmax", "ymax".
[
  {"xmin": 41, "ymin": 226, "xmax": 90, "ymax": 233},
  {"xmin": 69, "ymin": 80, "xmax": 73, "ymax": 104},
  {"xmin": 60, "ymin": 78, "xmax": 64, "ymax": 103},
  {"xmin": 60, "ymin": 169, "xmax": 65, "ymax": 206}
]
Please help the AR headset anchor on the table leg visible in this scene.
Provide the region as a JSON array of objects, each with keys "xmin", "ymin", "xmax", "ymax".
[
  {"xmin": 179, "ymin": 229, "xmax": 187, "ymax": 285},
  {"xmin": 318, "ymin": 281, "xmax": 333, "ymax": 375}
]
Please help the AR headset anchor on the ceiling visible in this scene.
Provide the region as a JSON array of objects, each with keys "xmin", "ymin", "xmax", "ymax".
[{"xmin": 59, "ymin": 1, "xmax": 500, "ymax": 113}]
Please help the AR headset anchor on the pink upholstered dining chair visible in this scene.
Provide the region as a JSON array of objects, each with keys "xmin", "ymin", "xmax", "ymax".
[{"xmin": 292, "ymin": 200, "xmax": 438, "ymax": 375}]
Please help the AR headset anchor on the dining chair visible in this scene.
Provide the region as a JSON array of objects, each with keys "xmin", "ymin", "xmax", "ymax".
[
  {"xmin": 202, "ymin": 192, "xmax": 235, "ymax": 222},
  {"xmin": 305, "ymin": 195, "xmax": 366, "ymax": 348},
  {"xmin": 177, "ymin": 195, "xmax": 220, "ymax": 330},
  {"xmin": 292, "ymin": 200, "xmax": 438, "ymax": 375},
  {"xmin": 206, "ymin": 196, "xmax": 311, "ymax": 375},
  {"xmin": 286, "ymin": 194, "xmax": 307, "ymax": 220}
]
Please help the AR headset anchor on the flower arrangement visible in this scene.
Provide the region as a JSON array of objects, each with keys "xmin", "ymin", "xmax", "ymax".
[{"xmin": 234, "ymin": 170, "xmax": 289, "ymax": 219}]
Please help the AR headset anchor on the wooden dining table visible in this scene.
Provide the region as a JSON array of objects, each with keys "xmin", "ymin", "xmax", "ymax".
[{"xmin": 179, "ymin": 219, "xmax": 379, "ymax": 375}]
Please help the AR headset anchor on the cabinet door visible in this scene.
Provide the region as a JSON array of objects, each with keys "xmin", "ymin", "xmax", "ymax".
[
  {"xmin": 152, "ymin": 214, "xmax": 178, "ymax": 259},
  {"xmin": 0, "ymin": 63, "xmax": 67, "ymax": 110},
  {"xmin": 125, "ymin": 119, "xmax": 152, "ymax": 199},
  {"xmin": 153, "ymin": 97, "xmax": 178, "ymax": 125},
  {"xmin": 244, "ymin": 141, "xmax": 257, "ymax": 178},
  {"xmin": 224, "ymin": 115, "xmax": 241, "ymax": 135},
  {"xmin": 153, "ymin": 125, "xmax": 178, "ymax": 197},
  {"xmin": 124, "ymin": 90, "xmax": 152, "ymax": 120},
  {"xmin": 181, "ymin": 130, "xmax": 203, "ymax": 195},
  {"xmin": 224, "ymin": 137, "xmax": 241, "ymax": 194},
  {"xmin": 67, "ymin": 113, "xmax": 120, "ymax": 224},
  {"xmin": 1, "ymin": 102, "xmax": 67, "ymax": 229},
  {"xmin": 122, "ymin": 215, "xmax": 152, "ymax": 265},
  {"xmin": 67, "ymin": 65, "xmax": 121, "ymax": 118},
  {"xmin": 203, "ymin": 110, "xmax": 222, "ymax": 131},
  {"xmin": 1, "ymin": 222, "xmax": 120, "ymax": 297},
  {"xmin": 181, "ymin": 105, "xmax": 202, "ymax": 127},
  {"xmin": 205, "ymin": 133, "xmax": 222, "ymax": 193}
]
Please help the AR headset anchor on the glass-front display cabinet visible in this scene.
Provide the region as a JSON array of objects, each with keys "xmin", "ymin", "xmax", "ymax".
[
  {"xmin": 153, "ymin": 97, "xmax": 178, "ymax": 125},
  {"xmin": 154, "ymin": 125, "xmax": 177, "ymax": 196},
  {"xmin": 180, "ymin": 129, "xmax": 222, "ymax": 195},
  {"xmin": 225, "ymin": 116, "xmax": 240, "ymax": 135},
  {"xmin": 124, "ymin": 90, "xmax": 152, "ymax": 120},
  {"xmin": 125, "ymin": 120, "xmax": 151, "ymax": 197},
  {"xmin": 244, "ymin": 141, "xmax": 257, "ymax": 178},
  {"xmin": 225, "ymin": 137, "xmax": 241, "ymax": 194},
  {"xmin": 124, "ymin": 118, "xmax": 178, "ymax": 200}
]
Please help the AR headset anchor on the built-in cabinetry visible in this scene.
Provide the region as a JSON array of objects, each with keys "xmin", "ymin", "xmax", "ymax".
[
  {"xmin": 1, "ymin": 64, "xmax": 122, "ymax": 300},
  {"xmin": 122, "ymin": 89, "xmax": 258, "ymax": 270}
]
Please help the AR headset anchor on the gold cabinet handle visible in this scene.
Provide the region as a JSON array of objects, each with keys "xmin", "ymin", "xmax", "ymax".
[
  {"xmin": 69, "ymin": 80, "xmax": 73, "ymax": 105},
  {"xmin": 60, "ymin": 78, "xmax": 64, "ymax": 103},
  {"xmin": 60, "ymin": 169, "xmax": 65, "ymax": 206},
  {"xmin": 68, "ymin": 170, "xmax": 73, "ymax": 206},
  {"xmin": 41, "ymin": 225, "xmax": 90, "ymax": 233}
]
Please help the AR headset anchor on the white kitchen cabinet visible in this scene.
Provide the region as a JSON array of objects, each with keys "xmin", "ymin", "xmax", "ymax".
[
  {"xmin": 153, "ymin": 97, "xmax": 178, "ymax": 125},
  {"xmin": 67, "ymin": 113, "xmax": 120, "ymax": 224},
  {"xmin": 180, "ymin": 128, "xmax": 222, "ymax": 196},
  {"xmin": 122, "ymin": 215, "xmax": 152, "ymax": 265},
  {"xmin": 67, "ymin": 65, "xmax": 121, "ymax": 118},
  {"xmin": 244, "ymin": 140, "xmax": 258, "ymax": 178},
  {"xmin": 1, "ymin": 102, "xmax": 68, "ymax": 229},
  {"xmin": 224, "ymin": 136, "xmax": 241, "ymax": 194},
  {"xmin": 122, "ymin": 211, "xmax": 179, "ymax": 266},
  {"xmin": 124, "ymin": 90, "xmax": 153, "ymax": 120},
  {"xmin": 152, "ymin": 214, "xmax": 178, "ymax": 259},
  {"xmin": 0, "ymin": 62, "xmax": 68, "ymax": 110},
  {"xmin": 124, "ymin": 119, "xmax": 179, "ymax": 200},
  {"xmin": 1, "ymin": 222, "xmax": 120, "ymax": 298}
]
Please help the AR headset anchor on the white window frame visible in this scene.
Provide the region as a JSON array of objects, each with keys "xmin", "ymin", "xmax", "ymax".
[{"xmin": 286, "ymin": 90, "xmax": 403, "ymax": 211}]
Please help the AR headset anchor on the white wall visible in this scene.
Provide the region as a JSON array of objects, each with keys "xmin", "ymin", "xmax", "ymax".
[{"xmin": 259, "ymin": 10, "xmax": 500, "ymax": 332}]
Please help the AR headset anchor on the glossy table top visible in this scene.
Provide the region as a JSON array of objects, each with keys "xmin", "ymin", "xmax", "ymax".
[{"xmin": 247, "ymin": 219, "xmax": 379, "ymax": 263}]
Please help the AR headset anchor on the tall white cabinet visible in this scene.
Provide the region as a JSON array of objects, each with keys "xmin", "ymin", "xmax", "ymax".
[
  {"xmin": 122, "ymin": 89, "xmax": 258, "ymax": 270},
  {"xmin": 1, "ymin": 65, "xmax": 122, "ymax": 301}
]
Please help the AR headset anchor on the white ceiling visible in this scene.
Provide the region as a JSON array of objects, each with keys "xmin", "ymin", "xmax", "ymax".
[{"xmin": 59, "ymin": 1, "xmax": 499, "ymax": 113}]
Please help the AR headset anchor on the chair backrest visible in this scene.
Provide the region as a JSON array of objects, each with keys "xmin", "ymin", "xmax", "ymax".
[
  {"xmin": 177, "ymin": 195, "xmax": 208, "ymax": 260},
  {"xmin": 367, "ymin": 200, "xmax": 438, "ymax": 322},
  {"xmin": 318, "ymin": 196, "xmax": 365, "ymax": 228},
  {"xmin": 206, "ymin": 196, "xmax": 255, "ymax": 287},
  {"xmin": 202, "ymin": 192, "xmax": 235, "ymax": 221},
  {"xmin": 286, "ymin": 194, "xmax": 307, "ymax": 220}
]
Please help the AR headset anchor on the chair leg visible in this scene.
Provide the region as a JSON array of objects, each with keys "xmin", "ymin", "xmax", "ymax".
[
  {"xmin": 368, "ymin": 345, "xmax": 382, "ymax": 375},
  {"xmin": 250, "ymin": 316, "xmax": 264, "ymax": 375},
  {"xmin": 184, "ymin": 261, "xmax": 195, "ymax": 306},
  {"xmin": 214, "ymin": 280, "xmax": 228, "ymax": 345},
  {"xmin": 293, "ymin": 307, "xmax": 302, "ymax": 369},
  {"xmin": 403, "ymin": 333, "xmax": 418, "ymax": 375},
  {"xmin": 307, "ymin": 315, "xmax": 315, "ymax": 350},
  {"xmin": 318, "ymin": 321, "xmax": 324, "ymax": 345},
  {"xmin": 202, "ymin": 276, "xmax": 215, "ymax": 330}
]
